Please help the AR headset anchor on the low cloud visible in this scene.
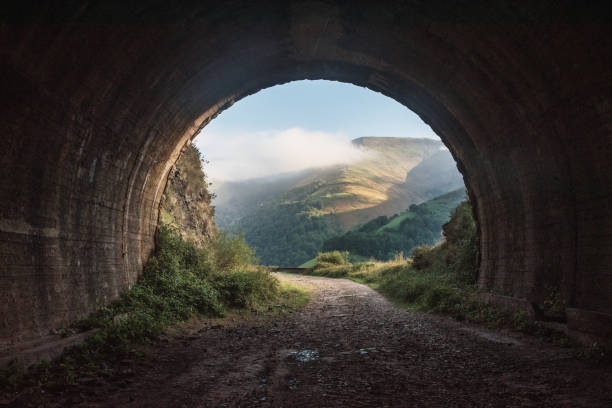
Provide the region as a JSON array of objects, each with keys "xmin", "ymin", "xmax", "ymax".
[{"xmin": 194, "ymin": 127, "xmax": 371, "ymax": 181}]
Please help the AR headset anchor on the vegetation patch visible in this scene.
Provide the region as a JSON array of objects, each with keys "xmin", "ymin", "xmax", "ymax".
[
  {"xmin": 275, "ymin": 281, "xmax": 312, "ymax": 313},
  {"xmin": 310, "ymin": 201, "xmax": 572, "ymax": 346},
  {"xmin": 322, "ymin": 188, "xmax": 467, "ymax": 261},
  {"xmin": 0, "ymin": 225, "xmax": 309, "ymax": 401},
  {"xmin": 234, "ymin": 200, "xmax": 344, "ymax": 266},
  {"xmin": 315, "ymin": 250, "xmax": 350, "ymax": 266}
]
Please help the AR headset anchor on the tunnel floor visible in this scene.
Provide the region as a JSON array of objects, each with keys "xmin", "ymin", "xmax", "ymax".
[{"xmin": 19, "ymin": 273, "xmax": 612, "ymax": 407}]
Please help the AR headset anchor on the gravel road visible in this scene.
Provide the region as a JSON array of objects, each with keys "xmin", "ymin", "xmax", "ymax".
[{"xmin": 24, "ymin": 273, "xmax": 612, "ymax": 407}]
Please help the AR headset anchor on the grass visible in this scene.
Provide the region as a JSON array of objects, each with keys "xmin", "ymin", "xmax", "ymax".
[
  {"xmin": 299, "ymin": 258, "xmax": 316, "ymax": 268},
  {"xmin": 308, "ymin": 254, "xmax": 572, "ymax": 346},
  {"xmin": 0, "ymin": 224, "xmax": 311, "ymax": 402},
  {"xmin": 168, "ymin": 280, "xmax": 312, "ymax": 337},
  {"xmin": 299, "ymin": 253, "xmax": 370, "ymax": 268},
  {"xmin": 276, "ymin": 281, "xmax": 312, "ymax": 312},
  {"xmin": 315, "ymin": 250, "xmax": 349, "ymax": 265},
  {"xmin": 319, "ymin": 192, "xmax": 356, "ymax": 200},
  {"xmin": 308, "ymin": 201, "xmax": 576, "ymax": 347}
]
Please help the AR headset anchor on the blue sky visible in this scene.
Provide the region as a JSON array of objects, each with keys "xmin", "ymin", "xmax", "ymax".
[{"xmin": 194, "ymin": 80, "xmax": 438, "ymax": 181}]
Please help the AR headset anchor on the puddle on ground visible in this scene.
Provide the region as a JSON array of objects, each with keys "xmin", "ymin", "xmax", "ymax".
[{"xmin": 289, "ymin": 349, "xmax": 320, "ymax": 362}]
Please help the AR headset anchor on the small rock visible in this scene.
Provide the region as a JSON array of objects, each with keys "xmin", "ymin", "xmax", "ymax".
[{"xmin": 289, "ymin": 349, "xmax": 320, "ymax": 362}]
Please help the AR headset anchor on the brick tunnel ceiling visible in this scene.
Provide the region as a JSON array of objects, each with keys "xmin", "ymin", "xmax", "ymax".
[{"xmin": 1, "ymin": 2, "xmax": 611, "ymax": 343}]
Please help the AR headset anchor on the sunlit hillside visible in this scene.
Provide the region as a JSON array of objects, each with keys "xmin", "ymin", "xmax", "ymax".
[{"xmin": 213, "ymin": 137, "xmax": 464, "ymax": 265}]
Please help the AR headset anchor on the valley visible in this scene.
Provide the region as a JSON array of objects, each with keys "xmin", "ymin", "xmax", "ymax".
[{"xmin": 213, "ymin": 137, "xmax": 464, "ymax": 266}]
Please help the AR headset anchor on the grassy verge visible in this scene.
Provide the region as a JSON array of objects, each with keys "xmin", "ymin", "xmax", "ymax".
[
  {"xmin": 308, "ymin": 202, "xmax": 577, "ymax": 348},
  {"xmin": 309, "ymin": 255, "xmax": 574, "ymax": 346},
  {"xmin": 276, "ymin": 281, "xmax": 312, "ymax": 312},
  {"xmin": 0, "ymin": 225, "xmax": 310, "ymax": 401}
]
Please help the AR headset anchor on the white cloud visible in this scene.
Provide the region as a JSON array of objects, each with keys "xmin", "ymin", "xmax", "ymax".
[{"xmin": 194, "ymin": 127, "xmax": 371, "ymax": 181}]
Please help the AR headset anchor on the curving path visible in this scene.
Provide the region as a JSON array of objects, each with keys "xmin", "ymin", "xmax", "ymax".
[{"xmin": 30, "ymin": 273, "xmax": 612, "ymax": 407}]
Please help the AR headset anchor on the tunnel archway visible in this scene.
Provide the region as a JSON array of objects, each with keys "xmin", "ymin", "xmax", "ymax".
[{"xmin": 1, "ymin": 2, "xmax": 611, "ymax": 345}]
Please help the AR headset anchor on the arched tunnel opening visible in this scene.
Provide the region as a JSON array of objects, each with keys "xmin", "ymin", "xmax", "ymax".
[
  {"xmin": 191, "ymin": 79, "xmax": 467, "ymax": 270},
  {"xmin": 1, "ymin": 2, "xmax": 611, "ymax": 403}
]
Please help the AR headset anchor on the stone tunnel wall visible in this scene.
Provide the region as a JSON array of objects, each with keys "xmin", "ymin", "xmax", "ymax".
[{"xmin": 1, "ymin": 2, "xmax": 611, "ymax": 346}]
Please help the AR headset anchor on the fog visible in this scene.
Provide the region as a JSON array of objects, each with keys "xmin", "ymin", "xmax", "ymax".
[{"xmin": 195, "ymin": 127, "xmax": 373, "ymax": 181}]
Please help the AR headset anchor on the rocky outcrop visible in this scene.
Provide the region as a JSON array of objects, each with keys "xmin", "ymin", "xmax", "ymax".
[{"xmin": 160, "ymin": 144, "xmax": 217, "ymax": 248}]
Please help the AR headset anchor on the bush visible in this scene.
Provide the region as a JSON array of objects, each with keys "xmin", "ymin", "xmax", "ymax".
[
  {"xmin": 154, "ymin": 224, "xmax": 213, "ymax": 275},
  {"xmin": 314, "ymin": 264, "xmax": 353, "ymax": 277},
  {"xmin": 1, "ymin": 224, "xmax": 296, "ymax": 398},
  {"xmin": 421, "ymin": 284, "xmax": 463, "ymax": 314},
  {"xmin": 379, "ymin": 267, "xmax": 429, "ymax": 303},
  {"xmin": 443, "ymin": 201, "xmax": 478, "ymax": 285},
  {"xmin": 66, "ymin": 225, "xmax": 276, "ymax": 362},
  {"xmin": 213, "ymin": 231, "xmax": 258, "ymax": 270},
  {"xmin": 315, "ymin": 250, "xmax": 350, "ymax": 266},
  {"xmin": 212, "ymin": 267, "xmax": 279, "ymax": 308},
  {"xmin": 411, "ymin": 244, "xmax": 433, "ymax": 270}
]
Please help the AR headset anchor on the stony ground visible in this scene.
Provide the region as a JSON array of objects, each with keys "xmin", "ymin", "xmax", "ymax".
[{"xmin": 10, "ymin": 273, "xmax": 612, "ymax": 407}]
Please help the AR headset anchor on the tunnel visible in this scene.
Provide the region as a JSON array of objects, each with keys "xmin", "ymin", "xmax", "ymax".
[{"xmin": 1, "ymin": 1, "xmax": 611, "ymax": 348}]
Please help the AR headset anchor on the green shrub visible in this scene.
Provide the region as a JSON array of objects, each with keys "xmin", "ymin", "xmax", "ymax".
[
  {"xmin": 213, "ymin": 231, "xmax": 258, "ymax": 270},
  {"xmin": 72, "ymin": 226, "xmax": 225, "ymax": 341},
  {"xmin": 411, "ymin": 244, "xmax": 433, "ymax": 270},
  {"xmin": 1, "ymin": 223, "xmax": 291, "ymax": 396},
  {"xmin": 212, "ymin": 267, "xmax": 279, "ymax": 308},
  {"xmin": 49, "ymin": 225, "xmax": 275, "ymax": 375},
  {"xmin": 421, "ymin": 284, "xmax": 463, "ymax": 314},
  {"xmin": 377, "ymin": 266, "xmax": 435, "ymax": 304},
  {"xmin": 443, "ymin": 201, "xmax": 478, "ymax": 285},
  {"xmin": 315, "ymin": 250, "xmax": 350, "ymax": 266},
  {"xmin": 153, "ymin": 224, "xmax": 213, "ymax": 275},
  {"xmin": 315, "ymin": 264, "xmax": 353, "ymax": 277}
]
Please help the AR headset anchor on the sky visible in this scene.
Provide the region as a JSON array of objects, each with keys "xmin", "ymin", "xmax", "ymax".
[{"xmin": 194, "ymin": 80, "xmax": 439, "ymax": 181}]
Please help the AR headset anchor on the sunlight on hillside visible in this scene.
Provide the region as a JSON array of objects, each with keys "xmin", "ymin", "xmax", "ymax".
[{"xmin": 192, "ymin": 80, "xmax": 464, "ymax": 266}]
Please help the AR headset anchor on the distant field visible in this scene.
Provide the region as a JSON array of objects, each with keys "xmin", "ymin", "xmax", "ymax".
[
  {"xmin": 321, "ymin": 188, "xmax": 467, "ymax": 261},
  {"xmin": 377, "ymin": 212, "xmax": 417, "ymax": 233},
  {"xmin": 299, "ymin": 258, "xmax": 317, "ymax": 268}
]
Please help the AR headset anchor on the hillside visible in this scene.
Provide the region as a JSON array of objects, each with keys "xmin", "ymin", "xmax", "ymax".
[
  {"xmin": 213, "ymin": 169, "xmax": 317, "ymax": 229},
  {"xmin": 320, "ymin": 188, "xmax": 467, "ymax": 261},
  {"xmin": 213, "ymin": 137, "xmax": 464, "ymax": 265}
]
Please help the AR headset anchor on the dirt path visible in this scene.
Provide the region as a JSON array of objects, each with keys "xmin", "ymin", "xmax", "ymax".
[{"xmin": 29, "ymin": 273, "xmax": 612, "ymax": 407}]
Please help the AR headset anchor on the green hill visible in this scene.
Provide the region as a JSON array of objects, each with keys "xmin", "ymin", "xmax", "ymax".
[
  {"xmin": 213, "ymin": 137, "xmax": 464, "ymax": 266},
  {"xmin": 321, "ymin": 188, "xmax": 467, "ymax": 261}
]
